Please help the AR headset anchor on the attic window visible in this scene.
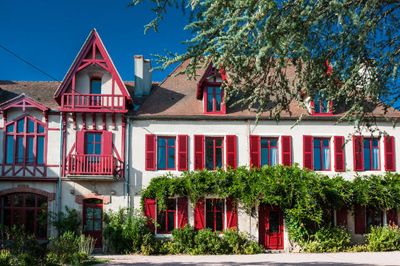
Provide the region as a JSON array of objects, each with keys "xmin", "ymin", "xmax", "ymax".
[
  {"xmin": 312, "ymin": 93, "xmax": 333, "ymax": 115},
  {"xmin": 90, "ymin": 78, "xmax": 102, "ymax": 94}
]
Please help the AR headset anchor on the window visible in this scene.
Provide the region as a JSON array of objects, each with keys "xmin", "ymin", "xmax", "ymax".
[
  {"xmin": 205, "ymin": 87, "xmax": 224, "ymax": 113},
  {"xmin": 205, "ymin": 199, "xmax": 224, "ymax": 231},
  {"xmin": 157, "ymin": 199, "xmax": 176, "ymax": 233},
  {"xmin": 205, "ymin": 137, "xmax": 223, "ymax": 170},
  {"xmin": 90, "ymin": 78, "xmax": 102, "ymax": 94},
  {"xmin": 260, "ymin": 138, "xmax": 278, "ymax": 166},
  {"xmin": 157, "ymin": 137, "xmax": 176, "ymax": 170},
  {"xmin": 313, "ymin": 138, "xmax": 331, "ymax": 171},
  {"xmin": 85, "ymin": 133, "xmax": 102, "ymax": 155},
  {"xmin": 312, "ymin": 93, "xmax": 332, "ymax": 115},
  {"xmin": 363, "ymin": 138, "xmax": 380, "ymax": 171},
  {"xmin": 366, "ymin": 208, "xmax": 383, "ymax": 228},
  {"xmin": 5, "ymin": 116, "xmax": 45, "ymax": 165},
  {"xmin": 0, "ymin": 193, "xmax": 47, "ymax": 239}
]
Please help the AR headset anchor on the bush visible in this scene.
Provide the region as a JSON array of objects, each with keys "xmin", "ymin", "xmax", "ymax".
[
  {"xmin": 103, "ymin": 208, "xmax": 151, "ymax": 254},
  {"xmin": 303, "ymin": 226, "xmax": 351, "ymax": 252},
  {"xmin": 51, "ymin": 207, "xmax": 81, "ymax": 235},
  {"xmin": 366, "ymin": 225, "xmax": 400, "ymax": 251},
  {"xmin": 223, "ymin": 229, "xmax": 263, "ymax": 254},
  {"xmin": 191, "ymin": 229, "xmax": 228, "ymax": 255},
  {"xmin": 170, "ymin": 225, "xmax": 196, "ymax": 254},
  {"xmin": 0, "ymin": 250, "xmax": 11, "ymax": 266}
]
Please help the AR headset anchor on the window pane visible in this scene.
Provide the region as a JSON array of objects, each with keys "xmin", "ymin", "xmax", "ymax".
[
  {"xmin": 6, "ymin": 136, "xmax": 14, "ymax": 164},
  {"xmin": 94, "ymin": 142, "xmax": 101, "ymax": 155},
  {"xmin": 313, "ymin": 139, "xmax": 321, "ymax": 170},
  {"xmin": 216, "ymin": 211, "xmax": 223, "ymax": 231},
  {"xmin": 270, "ymin": 147, "xmax": 278, "ymax": 166},
  {"xmin": 372, "ymin": 146, "xmax": 379, "ymax": 170},
  {"xmin": 215, "ymin": 87, "xmax": 222, "ymax": 111},
  {"xmin": 207, "ymin": 87, "xmax": 214, "ymax": 112},
  {"xmin": 269, "ymin": 211, "xmax": 280, "ymax": 233},
  {"xmin": 37, "ymin": 136, "xmax": 45, "ymax": 164},
  {"xmin": 157, "ymin": 138, "xmax": 167, "ymax": 170},
  {"xmin": 37, "ymin": 124, "xmax": 44, "ymax": 133},
  {"xmin": 167, "ymin": 139, "xmax": 176, "ymax": 169},
  {"xmin": 26, "ymin": 136, "xmax": 34, "ymax": 164},
  {"xmin": 260, "ymin": 138, "xmax": 268, "ymax": 166},
  {"xmin": 206, "ymin": 211, "xmax": 214, "ymax": 230},
  {"xmin": 91, "ymin": 79, "xmax": 102, "ymax": 94},
  {"xmin": 17, "ymin": 119, "xmax": 24, "ymax": 133},
  {"xmin": 215, "ymin": 147, "xmax": 222, "ymax": 169},
  {"xmin": 205, "ymin": 138, "xmax": 214, "ymax": 170},
  {"xmin": 16, "ymin": 136, "xmax": 24, "ymax": 163},
  {"xmin": 167, "ymin": 211, "xmax": 175, "ymax": 232},
  {"xmin": 364, "ymin": 140, "xmax": 371, "ymax": 170},
  {"xmin": 323, "ymin": 146, "xmax": 330, "ymax": 170},
  {"xmin": 27, "ymin": 119, "xmax": 35, "ymax": 133},
  {"xmin": 215, "ymin": 199, "xmax": 224, "ymax": 211},
  {"xmin": 6, "ymin": 124, "xmax": 14, "ymax": 133}
]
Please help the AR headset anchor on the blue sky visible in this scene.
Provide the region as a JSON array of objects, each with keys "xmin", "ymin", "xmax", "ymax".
[{"xmin": 0, "ymin": 0, "xmax": 190, "ymax": 82}]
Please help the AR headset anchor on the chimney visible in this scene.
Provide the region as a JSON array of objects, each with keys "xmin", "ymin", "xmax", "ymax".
[{"xmin": 134, "ymin": 55, "xmax": 152, "ymax": 97}]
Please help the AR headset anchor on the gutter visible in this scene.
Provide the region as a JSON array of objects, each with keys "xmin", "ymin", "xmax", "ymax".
[
  {"xmin": 126, "ymin": 117, "xmax": 132, "ymax": 208},
  {"xmin": 56, "ymin": 114, "xmax": 63, "ymax": 231}
]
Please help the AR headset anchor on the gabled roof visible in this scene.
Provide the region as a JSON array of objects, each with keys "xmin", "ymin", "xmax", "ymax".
[
  {"xmin": 0, "ymin": 93, "xmax": 49, "ymax": 112},
  {"xmin": 53, "ymin": 29, "xmax": 131, "ymax": 102}
]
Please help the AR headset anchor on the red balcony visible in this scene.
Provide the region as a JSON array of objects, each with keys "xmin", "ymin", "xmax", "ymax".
[
  {"xmin": 61, "ymin": 93, "xmax": 126, "ymax": 112},
  {"xmin": 66, "ymin": 154, "xmax": 121, "ymax": 179}
]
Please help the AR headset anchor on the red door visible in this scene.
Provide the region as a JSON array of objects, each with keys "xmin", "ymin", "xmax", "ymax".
[
  {"xmin": 259, "ymin": 205, "xmax": 284, "ymax": 250},
  {"xmin": 83, "ymin": 199, "xmax": 103, "ymax": 248}
]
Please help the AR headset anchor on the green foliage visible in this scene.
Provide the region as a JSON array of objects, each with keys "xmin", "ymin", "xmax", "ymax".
[
  {"xmin": 142, "ymin": 166, "xmax": 400, "ymax": 247},
  {"xmin": 366, "ymin": 225, "xmax": 400, "ymax": 252},
  {"xmin": 170, "ymin": 225, "xmax": 196, "ymax": 253},
  {"xmin": 50, "ymin": 206, "xmax": 81, "ymax": 235},
  {"xmin": 192, "ymin": 229, "xmax": 228, "ymax": 255},
  {"xmin": 103, "ymin": 208, "xmax": 151, "ymax": 254},
  {"xmin": 0, "ymin": 250, "xmax": 11, "ymax": 266},
  {"xmin": 303, "ymin": 227, "xmax": 351, "ymax": 252}
]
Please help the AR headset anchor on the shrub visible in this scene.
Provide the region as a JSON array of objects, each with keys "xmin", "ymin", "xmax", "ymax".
[
  {"xmin": 78, "ymin": 234, "xmax": 96, "ymax": 257},
  {"xmin": 140, "ymin": 233, "xmax": 159, "ymax": 255},
  {"xmin": 51, "ymin": 207, "xmax": 81, "ymax": 235},
  {"xmin": 303, "ymin": 226, "xmax": 351, "ymax": 252},
  {"xmin": 170, "ymin": 225, "xmax": 196, "ymax": 254},
  {"xmin": 103, "ymin": 208, "xmax": 150, "ymax": 254},
  {"xmin": 366, "ymin": 225, "xmax": 400, "ymax": 251},
  {"xmin": 191, "ymin": 229, "xmax": 228, "ymax": 255},
  {"xmin": 0, "ymin": 250, "xmax": 11, "ymax": 266},
  {"xmin": 47, "ymin": 231, "xmax": 79, "ymax": 265}
]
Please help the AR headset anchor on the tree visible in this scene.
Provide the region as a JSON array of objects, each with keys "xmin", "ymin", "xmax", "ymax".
[{"xmin": 132, "ymin": 0, "xmax": 400, "ymax": 130}]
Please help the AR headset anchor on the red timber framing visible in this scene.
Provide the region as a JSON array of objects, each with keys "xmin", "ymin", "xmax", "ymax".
[
  {"xmin": 0, "ymin": 95, "xmax": 50, "ymax": 178},
  {"xmin": 54, "ymin": 29, "xmax": 131, "ymax": 113}
]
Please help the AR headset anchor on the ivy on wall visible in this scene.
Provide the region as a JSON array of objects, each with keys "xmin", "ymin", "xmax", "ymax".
[{"xmin": 141, "ymin": 165, "xmax": 400, "ymax": 243}]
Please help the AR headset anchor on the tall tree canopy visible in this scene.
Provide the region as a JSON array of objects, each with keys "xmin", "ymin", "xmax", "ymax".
[{"xmin": 132, "ymin": 0, "xmax": 400, "ymax": 129}]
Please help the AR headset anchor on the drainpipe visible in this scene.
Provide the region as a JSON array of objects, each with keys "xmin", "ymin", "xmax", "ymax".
[
  {"xmin": 56, "ymin": 113, "xmax": 63, "ymax": 232},
  {"xmin": 126, "ymin": 117, "xmax": 132, "ymax": 208}
]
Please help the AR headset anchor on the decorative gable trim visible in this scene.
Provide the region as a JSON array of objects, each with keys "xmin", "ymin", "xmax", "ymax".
[
  {"xmin": 0, "ymin": 94, "xmax": 49, "ymax": 112},
  {"xmin": 53, "ymin": 29, "xmax": 131, "ymax": 102}
]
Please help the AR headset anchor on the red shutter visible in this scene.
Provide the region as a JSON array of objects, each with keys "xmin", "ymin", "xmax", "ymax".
[
  {"xmin": 177, "ymin": 135, "xmax": 189, "ymax": 171},
  {"xmin": 194, "ymin": 135, "xmax": 204, "ymax": 170},
  {"xmin": 250, "ymin": 135, "xmax": 260, "ymax": 168},
  {"xmin": 334, "ymin": 136, "xmax": 345, "ymax": 172},
  {"xmin": 177, "ymin": 197, "xmax": 188, "ymax": 228},
  {"xmin": 384, "ymin": 136, "xmax": 395, "ymax": 172},
  {"xmin": 76, "ymin": 131, "xmax": 85, "ymax": 154},
  {"xmin": 225, "ymin": 135, "xmax": 237, "ymax": 169},
  {"xmin": 303, "ymin": 135, "xmax": 313, "ymax": 169},
  {"xmin": 226, "ymin": 197, "xmax": 238, "ymax": 230},
  {"xmin": 387, "ymin": 209, "xmax": 398, "ymax": 226},
  {"xmin": 145, "ymin": 134, "xmax": 156, "ymax": 171},
  {"xmin": 281, "ymin": 136, "xmax": 292, "ymax": 166},
  {"xmin": 144, "ymin": 198, "xmax": 156, "ymax": 232},
  {"xmin": 336, "ymin": 207, "xmax": 347, "ymax": 227},
  {"xmin": 354, "ymin": 205, "xmax": 366, "ymax": 234},
  {"xmin": 194, "ymin": 198, "xmax": 205, "ymax": 230},
  {"xmin": 101, "ymin": 131, "xmax": 113, "ymax": 155},
  {"xmin": 353, "ymin": 136, "xmax": 363, "ymax": 171}
]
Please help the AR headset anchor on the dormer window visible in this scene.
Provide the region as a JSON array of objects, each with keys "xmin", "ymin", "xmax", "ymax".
[
  {"xmin": 205, "ymin": 87, "xmax": 224, "ymax": 113},
  {"xmin": 312, "ymin": 93, "xmax": 333, "ymax": 115}
]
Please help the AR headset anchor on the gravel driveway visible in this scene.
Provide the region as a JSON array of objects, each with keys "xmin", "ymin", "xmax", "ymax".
[{"xmin": 95, "ymin": 252, "xmax": 400, "ymax": 266}]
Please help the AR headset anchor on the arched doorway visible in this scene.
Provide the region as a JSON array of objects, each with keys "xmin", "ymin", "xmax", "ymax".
[
  {"xmin": 0, "ymin": 193, "xmax": 47, "ymax": 239},
  {"xmin": 83, "ymin": 198, "xmax": 103, "ymax": 248}
]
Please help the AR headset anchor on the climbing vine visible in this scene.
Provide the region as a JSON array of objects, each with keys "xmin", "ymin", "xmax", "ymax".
[{"xmin": 142, "ymin": 165, "xmax": 400, "ymax": 243}]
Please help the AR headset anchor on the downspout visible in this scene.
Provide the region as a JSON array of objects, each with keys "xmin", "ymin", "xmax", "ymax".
[
  {"xmin": 126, "ymin": 117, "xmax": 132, "ymax": 208},
  {"xmin": 56, "ymin": 113, "xmax": 63, "ymax": 231}
]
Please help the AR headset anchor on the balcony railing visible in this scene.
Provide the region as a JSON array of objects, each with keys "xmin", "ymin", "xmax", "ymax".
[
  {"xmin": 67, "ymin": 154, "xmax": 120, "ymax": 177},
  {"xmin": 61, "ymin": 93, "xmax": 125, "ymax": 112}
]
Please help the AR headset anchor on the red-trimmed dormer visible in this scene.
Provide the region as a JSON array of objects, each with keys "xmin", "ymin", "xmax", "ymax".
[
  {"xmin": 196, "ymin": 64, "xmax": 226, "ymax": 115},
  {"xmin": 311, "ymin": 93, "xmax": 333, "ymax": 116},
  {"xmin": 54, "ymin": 29, "xmax": 131, "ymax": 113}
]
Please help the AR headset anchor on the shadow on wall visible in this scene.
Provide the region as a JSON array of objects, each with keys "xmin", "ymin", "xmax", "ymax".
[{"xmin": 132, "ymin": 167, "xmax": 143, "ymax": 195}]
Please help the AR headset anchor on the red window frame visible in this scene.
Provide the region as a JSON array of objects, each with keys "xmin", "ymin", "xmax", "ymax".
[
  {"xmin": 313, "ymin": 137, "xmax": 331, "ymax": 171},
  {"xmin": 204, "ymin": 86, "xmax": 224, "ymax": 114},
  {"xmin": 157, "ymin": 136, "xmax": 176, "ymax": 170},
  {"xmin": 85, "ymin": 132, "xmax": 102, "ymax": 155},
  {"xmin": 156, "ymin": 198, "xmax": 177, "ymax": 234},
  {"xmin": 0, "ymin": 193, "xmax": 48, "ymax": 239},
  {"xmin": 205, "ymin": 137, "xmax": 224, "ymax": 170},
  {"xmin": 205, "ymin": 198, "xmax": 225, "ymax": 232},
  {"xmin": 260, "ymin": 137, "xmax": 279, "ymax": 166},
  {"xmin": 4, "ymin": 116, "xmax": 46, "ymax": 166},
  {"xmin": 363, "ymin": 138, "xmax": 380, "ymax": 171}
]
